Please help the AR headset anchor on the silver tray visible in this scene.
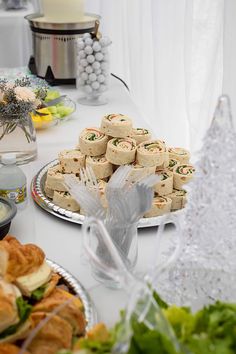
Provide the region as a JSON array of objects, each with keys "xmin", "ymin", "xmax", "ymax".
[
  {"xmin": 48, "ymin": 259, "xmax": 97, "ymax": 330},
  {"xmin": 31, "ymin": 160, "xmax": 171, "ymax": 228}
]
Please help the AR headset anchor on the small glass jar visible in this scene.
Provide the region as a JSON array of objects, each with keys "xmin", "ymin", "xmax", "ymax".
[
  {"xmin": 0, "ymin": 112, "xmax": 37, "ymax": 164},
  {"xmin": 76, "ymin": 34, "xmax": 111, "ymax": 106}
]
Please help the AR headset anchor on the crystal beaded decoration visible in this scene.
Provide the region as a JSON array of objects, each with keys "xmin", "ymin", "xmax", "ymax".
[{"xmin": 156, "ymin": 95, "xmax": 236, "ymax": 307}]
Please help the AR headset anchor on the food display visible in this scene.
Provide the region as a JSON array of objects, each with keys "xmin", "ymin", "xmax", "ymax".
[
  {"xmin": 0, "ymin": 235, "xmax": 93, "ymax": 353},
  {"xmin": 40, "ymin": 113, "xmax": 194, "ymax": 220}
]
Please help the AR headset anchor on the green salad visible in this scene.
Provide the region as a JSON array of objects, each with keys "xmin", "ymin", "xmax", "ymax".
[{"xmin": 57, "ymin": 292, "xmax": 236, "ymax": 354}]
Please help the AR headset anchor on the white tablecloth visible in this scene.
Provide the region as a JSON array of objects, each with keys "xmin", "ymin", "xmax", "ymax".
[
  {"xmin": 0, "ymin": 3, "xmax": 33, "ymax": 67},
  {"xmin": 10, "ymin": 77, "xmax": 164, "ymax": 326}
]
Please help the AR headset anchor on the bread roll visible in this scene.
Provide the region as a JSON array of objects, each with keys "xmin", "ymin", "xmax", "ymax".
[
  {"xmin": 79, "ymin": 128, "xmax": 108, "ymax": 156},
  {"xmin": 168, "ymin": 147, "xmax": 190, "ymax": 164},
  {"xmin": 86, "ymin": 155, "xmax": 113, "ymax": 179},
  {"xmin": 58, "ymin": 148, "xmax": 85, "ymax": 174},
  {"xmin": 137, "ymin": 140, "xmax": 166, "ymax": 167},
  {"xmin": 131, "ymin": 128, "xmax": 151, "ymax": 145},
  {"xmin": 173, "ymin": 164, "xmax": 195, "ymax": 190},
  {"xmin": 106, "ymin": 137, "xmax": 136, "ymax": 165},
  {"xmin": 154, "ymin": 169, "xmax": 173, "ymax": 196},
  {"xmin": 101, "ymin": 114, "xmax": 132, "ymax": 138},
  {"xmin": 144, "ymin": 196, "xmax": 172, "ymax": 217}
]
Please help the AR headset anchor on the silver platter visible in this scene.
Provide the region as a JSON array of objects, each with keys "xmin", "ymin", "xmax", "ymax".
[
  {"xmin": 31, "ymin": 160, "xmax": 170, "ymax": 228},
  {"xmin": 47, "ymin": 259, "xmax": 97, "ymax": 330}
]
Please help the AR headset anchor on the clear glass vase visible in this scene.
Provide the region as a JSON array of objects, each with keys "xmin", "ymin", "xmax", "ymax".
[{"xmin": 0, "ymin": 112, "xmax": 37, "ymax": 165}]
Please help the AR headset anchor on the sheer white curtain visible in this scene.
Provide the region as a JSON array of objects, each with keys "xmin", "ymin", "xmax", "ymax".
[{"xmin": 86, "ymin": 0, "xmax": 224, "ymax": 154}]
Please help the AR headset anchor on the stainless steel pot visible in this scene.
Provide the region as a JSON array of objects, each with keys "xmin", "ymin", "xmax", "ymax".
[{"xmin": 25, "ymin": 13, "xmax": 100, "ymax": 85}]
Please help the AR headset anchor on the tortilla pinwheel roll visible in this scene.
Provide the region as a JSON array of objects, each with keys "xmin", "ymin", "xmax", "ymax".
[
  {"xmin": 154, "ymin": 169, "xmax": 173, "ymax": 196},
  {"xmin": 137, "ymin": 140, "xmax": 166, "ymax": 167},
  {"xmin": 167, "ymin": 189, "xmax": 187, "ymax": 211},
  {"xmin": 58, "ymin": 148, "xmax": 85, "ymax": 174},
  {"xmin": 86, "ymin": 155, "xmax": 113, "ymax": 179},
  {"xmin": 131, "ymin": 128, "xmax": 152, "ymax": 145},
  {"xmin": 44, "ymin": 184, "xmax": 54, "ymax": 199},
  {"xmin": 79, "ymin": 128, "xmax": 108, "ymax": 156},
  {"xmin": 45, "ymin": 165, "xmax": 68, "ymax": 192},
  {"xmin": 168, "ymin": 158, "xmax": 180, "ymax": 172},
  {"xmin": 128, "ymin": 162, "xmax": 156, "ymax": 183},
  {"xmin": 53, "ymin": 191, "xmax": 80, "ymax": 212},
  {"xmin": 106, "ymin": 137, "xmax": 137, "ymax": 165},
  {"xmin": 173, "ymin": 164, "xmax": 195, "ymax": 190},
  {"xmin": 168, "ymin": 147, "xmax": 190, "ymax": 164},
  {"xmin": 101, "ymin": 113, "xmax": 133, "ymax": 138},
  {"xmin": 144, "ymin": 196, "xmax": 172, "ymax": 218}
]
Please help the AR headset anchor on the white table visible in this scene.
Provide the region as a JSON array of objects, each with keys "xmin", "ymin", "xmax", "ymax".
[
  {"xmin": 10, "ymin": 77, "xmax": 166, "ymax": 326},
  {"xmin": 0, "ymin": 2, "xmax": 33, "ymax": 67}
]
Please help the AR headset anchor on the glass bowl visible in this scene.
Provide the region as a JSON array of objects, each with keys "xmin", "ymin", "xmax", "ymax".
[{"xmin": 32, "ymin": 96, "xmax": 76, "ymax": 130}]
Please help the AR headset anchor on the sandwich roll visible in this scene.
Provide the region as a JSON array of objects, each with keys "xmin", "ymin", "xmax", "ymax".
[
  {"xmin": 44, "ymin": 184, "xmax": 54, "ymax": 199},
  {"xmin": 46, "ymin": 165, "xmax": 77, "ymax": 192},
  {"xmin": 79, "ymin": 128, "xmax": 108, "ymax": 156},
  {"xmin": 144, "ymin": 196, "xmax": 172, "ymax": 218},
  {"xmin": 33, "ymin": 288, "xmax": 86, "ymax": 336},
  {"xmin": 168, "ymin": 158, "xmax": 180, "ymax": 172},
  {"xmin": 168, "ymin": 147, "xmax": 190, "ymax": 164},
  {"xmin": 167, "ymin": 189, "xmax": 187, "ymax": 210},
  {"xmin": 131, "ymin": 128, "xmax": 151, "ymax": 145},
  {"xmin": 86, "ymin": 155, "xmax": 113, "ymax": 179},
  {"xmin": 0, "ymin": 279, "xmax": 31, "ymax": 344},
  {"xmin": 0, "ymin": 236, "xmax": 45, "ymax": 282},
  {"xmin": 156, "ymin": 148, "xmax": 169, "ymax": 169},
  {"xmin": 154, "ymin": 169, "xmax": 173, "ymax": 196},
  {"xmin": 29, "ymin": 312, "xmax": 73, "ymax": 354},
  {"xmin": 128, "ymin": 162, "xmax": 156, "ymax": 183},
  {"xmin": 53, "ymin": 191, "xmax": 80, "ymax": 212},
  {"xmin": 106, "ymin": 137, "xmax": 136, "ymax": 165},
  {"xmin": 173, "ymin": 164, "xmax": 195, "ymax": 190},
  {"xmin": 137, "ymin": 140, "xmax": 166, "ymax": 167},
  {"xmin": 101, "ymin": 113, "xmax": 132, "ymax": 138},
  {"xmin": 0, "ymin": 343, "xmax": 29, "ymax": 354},
  {"xmin": 15, "ymin": 260, "xmax": 52, "ymax": 297},
  {"xmin": 58, "ymin": 148, "xmax": 85, "ymax": 174}
]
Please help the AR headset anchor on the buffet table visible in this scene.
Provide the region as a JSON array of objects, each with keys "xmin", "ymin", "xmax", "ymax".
[{"xmin": 10, "ymin": 76, "xmax": 168, "ymax": 326}]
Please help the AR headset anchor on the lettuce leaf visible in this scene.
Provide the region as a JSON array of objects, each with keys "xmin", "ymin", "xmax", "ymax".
[
  {"xmin": 31, "ymin": 284, "xmax": 46, "ymax": 301},
  {"xmin": 0, "ymin": 297, "xmax": 32, "ymax": 339}
]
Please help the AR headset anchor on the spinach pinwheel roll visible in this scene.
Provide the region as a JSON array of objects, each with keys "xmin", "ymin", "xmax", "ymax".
[
  {"xmin": 106, "ymin": 137, "xmax": 137, "ymax": 165},
  {"xmin": 131, "ymin": 128, "xmax": 152, "ymax": 145},
  {"xmin": 168, "ymin": 147, "xmax": 190, "ymax": 164},
  {"xmin": 137, "ymin": 140, "xmax": 167, "ymax": 167},
  {"xmin": 79, "ymin": 128, "xmax": 108, "ymax": 156},
  {"xmin": 168, "ymin": 158, "xmax": 180, "ymax": 172},
  {"xmin": 58, "ymin": 148, "xmax": 85, "ymax": 174},
  {"xmin": 144, "ymin": 196, "xmax": 172, "ymax": 218},
  {"xmin": 128, "ymin": 162, "xmax": 156, "ymax": 183},
  {"xmin": 154, "ymin": 169, "xmax": 173, "ymax": 196},
  {"xmin": 173, "ymin": 164, "xmax": 195, "ymax": 190},
  {"xmin": 101, "ymin": 113, "xmax": 133, "ymax": 138},
  {"xmin": 53, "ymin": 191, "xmax": 80, "ymax": 212},
  {"xmin": 167, "ymin": 189, "xmax": 187, "ymax": 210},
  {"xmin": 46, "ymin": 165, "xmax": 68, "ymax": 192},
  {"xmin": 86, "ymin": 155, "xmax": 113, "ymax": 179}
]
